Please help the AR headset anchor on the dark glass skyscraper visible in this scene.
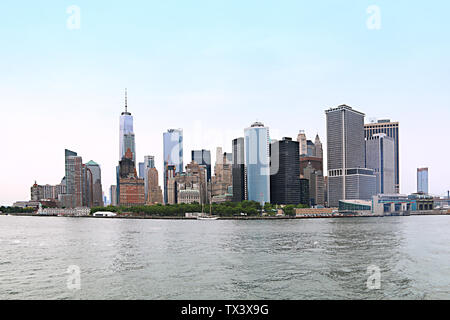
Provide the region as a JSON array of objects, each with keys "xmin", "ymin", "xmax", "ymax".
[
  {"xmin": 269, "ymin": 137, "xmax": 301, "ymax": 205},
  {"xmin": 232, "ymin": 137, "xmax": 246, "ymax": 202},
  {"xmin": 191, "ymin": 149, "xmax": 211, "ymax": 182}
]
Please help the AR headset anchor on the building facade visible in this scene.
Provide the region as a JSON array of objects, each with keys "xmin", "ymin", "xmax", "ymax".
[
  {"xmin": 118, "ymin": 148, "xmax": 145, "ymax": 206},
  {"xmin": 417, "ymin": 168, "xmax": 429, "ymax": 194},
  {"xmin": 269, "ymin": 137, "xmax": 301, "ymax": 205},
  {"xmin": 365, "ymin": 133, "xmax": 395, "ymax": 195},
  {"xmin": 326, "ymin": 105, "xmax": 376, "ymax": 207},
  {"xmin": 364, "ymin": 120, "xmax": 400, "ymax": 193},
  {"xmin": 191, "ymin": 149, "xmax": 211, "ymax": 182},
  {"xmin": 163, "ymin": 129, "xmax": 183, "ymax": 203},
  {"xmin": 303, "ymin": 163, "xmax": 325, "ymax": 206},
  {"xmin": 232, "ymin": 137, "xmax": 246, "ymax": 202},
  {"xmin": 85, "ymin": 160, "xmax": 104, "ymax": 207},
  {"xmin": 211, "ymin": 147, "xmax": 233, "ymax": 199},
  {"xmin": 146, "ymin": 167, "xmax": 163, "ymax": 205}
]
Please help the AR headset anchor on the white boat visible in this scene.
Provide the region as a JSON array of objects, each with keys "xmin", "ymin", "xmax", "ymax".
[{"xmin": 197, "ymin": 216, "xmax": 219, "ymax": 220}]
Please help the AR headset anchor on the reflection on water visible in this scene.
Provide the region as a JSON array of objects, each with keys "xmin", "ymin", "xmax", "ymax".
[{"xmin": 0, "ymin": 216, "xmax": 449, "ymax": 299}]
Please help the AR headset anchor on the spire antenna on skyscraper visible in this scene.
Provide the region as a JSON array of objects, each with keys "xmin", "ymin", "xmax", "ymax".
[{"xmin": 125, "ymin": 88, "xmax": 128, "ymax": 113}]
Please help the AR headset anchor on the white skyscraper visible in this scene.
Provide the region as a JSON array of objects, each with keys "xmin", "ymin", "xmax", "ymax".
[
  {"xmin": 297, "ymin": 130, "xmax": 307, "ymax": 156},
  {"xmin": 119, "ymin": 89, "xmax": 136, "ymax": 162}
]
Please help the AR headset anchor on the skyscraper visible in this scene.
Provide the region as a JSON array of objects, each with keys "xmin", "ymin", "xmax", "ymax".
[
  {"xmin": 119, "ymin": 89, "xmax": 136, "ymax": 162},
  {"xmin": 146, "ymin": 167, "xmax": 163, "ymax": 204},
  {"xmin": 232, "ymin": 137, "xmax": 246, "ymax": 202},
  {"xmin": 417, "ymin": 168, "xmax": 429, "ymax": 194},
  {"xmin": 364, "ymin": 120, "xmax": 400, "ymax": 193},
  {"xmin": 85, "ymin": 160, "xmax": 104, "ymax": 207},
  {"xmin": 117, "ymin": 89, "xmax": 136, "ymax": 203},
  {"xmin": 142, "ymin": 155, "xmax": 156, "ymax": 201},
  {"xmin": 269, "ymin": 137, "xmax": 301, "ymax": 205},
  {"xmin": 65, "ymin": 150, "xmax": 83, "ymax": 208},
  {"xmin": 110, "ymin": 185, "xmax": 117, "ymax": 206},
  {"xmin": 365, "ymin": 133, "xmax": 395, "ymax": 195},
  {"xmin": 163, "ymin": 129, "xmax": 183, "ymax": 203},
  {"xmin": 191, "ymin": 149, "xmax": 211, "ymax": 182},
  {"xmin": 325, "ymin": 105, "xmax": 376, "ymax": 207},
  {"xmin": 314, "ymin": 134, "xmax": 323, "ymax": 159},
  {"xmin": 245, "ymin": 122, "xmax": 270, "ymax": 205}
]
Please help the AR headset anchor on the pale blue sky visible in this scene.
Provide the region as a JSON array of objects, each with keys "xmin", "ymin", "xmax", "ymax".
[{"xmin": 1, "ymin": 1, "xmax": 449, "ymax": 205}]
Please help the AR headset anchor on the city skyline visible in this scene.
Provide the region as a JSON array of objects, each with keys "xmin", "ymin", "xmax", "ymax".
[
  {"xmin": 1, "ymin": 100, "xmax": 447, "ymax": 206},
  {"xmin": 1, "ymin": 1, "xmax": 450, "ymax": 205}
]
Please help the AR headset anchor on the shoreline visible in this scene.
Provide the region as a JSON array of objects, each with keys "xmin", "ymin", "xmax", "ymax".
[{"xmin": 1, "ymin": 211, "xmax": 449, "ymax": 220}]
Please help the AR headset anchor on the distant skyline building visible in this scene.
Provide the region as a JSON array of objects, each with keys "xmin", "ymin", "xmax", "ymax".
[
  {"xmin": 142, "ymin": 155, "xmax": 156, "ymax": 201},
  {"xmin": 365, "ymin": 133, "xmax": 395, "ymax": 195},
  {"xmin": 232, "ymin": 137, "xmax": 246, "ymax": 202},
  {"xmin": 303, "ymin": 163, "xmax": 325, "ymax": 206},
  {"xmin": 64, "ymin": 149, "xmax": 84, "ymax": 208},
  {"xmin": 191, "ymin": 149, "xmax": 211, "ymax": 182},
  {"xmin": 298, "ymin": 133, "xmax": 323, "ymax": 178},
  {"xmin": 325, "ymin": 105, "xmax": 376, "ymax": 207},
  {"xmin": 138, "ymin": 162, "xmax": 145, "ymax": 179},
  {"xmin": 211, "ymin": 147, "xmax": 232, "ymax": 199},
  {"xmin": 245, "ymin": 122, "xmax": 270, "ymax": 205},
  {"xmin": 306, "ymin": 140, "xmax": 315, "ymax": 157},
  {"xmin": 365, "ymin": 119, "xmax": 400, "ymax": 193},
  {"xmin": 85, "ymin": 160, "xmax": 104, "ymax": 207},
  {"xmin": 417, "ymin": 167, "xmax": 429, "ymax": 194},
  {"xmin": 118, "ymin": 148, "xmax": 145, "ymax": 206},
  {"xmin": 163, "ymin": 128, "xmax": 183, "ymax": 203},
  {"xmin": 270, "ymin": 137, "xmax": 301, "ymax": 205},
  {"xmin": 146, "ymin": 167, "xmax": 163, "ymax": 205},
  {"xmin": 109, "ymin": 185, "xmax": 117, "ymax": 206},
  {"xmin": 297, "ymin": 130, "xmax": 307, "ymax": 156},
  {"xmin": 314, "ymin": 134, "xmax": 323, "ymax": 159}
]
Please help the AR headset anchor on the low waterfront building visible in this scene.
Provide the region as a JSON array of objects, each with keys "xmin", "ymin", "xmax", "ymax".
[
  {"xmin": 408, "ymin": 193, "xmax": 434, "ymax": 211},
  {"xmin": 178, "ymin": 188, "xmax": 201, "ymax": 204},
  {"xmin": 294, "ymin": 207, "xmax": 336, "ymax": 217},
  {"xmin": 338, "ymin": 199, "xmax": 372, "ymax": 213},
  {"xmin": 211, "ymin": 193, "xmax": 233, "ymax": 203},
  {"xmin": 372, "ymin": 194, "xmax": 412, "ymax": 215},
  {"xmin": 12, "ymin": 201, "xmax": 41, "ymax": 209},
  {"xmin": 37, "ymin": 206, "xmax": 90, "ymax": 216}
]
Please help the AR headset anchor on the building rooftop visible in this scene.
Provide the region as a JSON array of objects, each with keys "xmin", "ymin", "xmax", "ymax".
[
  {"xmin": 325, "ymin": 104, "xmax": 365, "ymax": 116},
  {"xmin": 251, "ymin": 121, "xmax": 265, "ymax": 127}
]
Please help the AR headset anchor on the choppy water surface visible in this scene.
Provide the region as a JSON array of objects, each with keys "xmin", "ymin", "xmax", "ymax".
[{"xmin": 0, "ymin": 215, "xmax": 449, "ymax": 299}]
